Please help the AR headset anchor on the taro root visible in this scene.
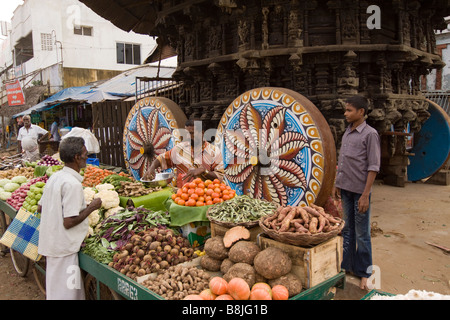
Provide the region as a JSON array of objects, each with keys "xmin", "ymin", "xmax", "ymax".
[
  {"xmin": 268, "ymin": 273, "xmax": 303, "ymax": 297},
  {"xmin": 223, "ymin": 262, "xmax": 256, "ymax": 288},
  {"xmin": 228, "ymin": 241, "xmax": 260, "ymax": 265},
  {"xmin": 220, "ymin": 258, "xmax": 235, "ymax": 274},
  {"xmin": 204, "ymin": 236, "xmax": 229, "ymax": 260},
  {"xmin": 200, "ymin": 254, "xmax": 222, "ymax": 272},
  {"xmin": 253, "ymin": 247, "xmax": 292, "ymax": 280}
]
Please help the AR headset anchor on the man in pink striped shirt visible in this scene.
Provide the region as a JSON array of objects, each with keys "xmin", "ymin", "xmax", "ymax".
[{"xmin": 334, "ymin": 96, "xmax": 381, "ymax": 291}]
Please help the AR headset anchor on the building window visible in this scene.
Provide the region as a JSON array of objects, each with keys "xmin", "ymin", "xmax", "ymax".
[
  {"xmin": 41, "ymin": 33, "xmax": 53, "ymax": 51},
  {"xmin": 74, "ymin": 26, "xmax": 93, "ymax": 36},
  {"xmin": 116, "ymin": 43, "xmax": 141, "ymax": 65}
]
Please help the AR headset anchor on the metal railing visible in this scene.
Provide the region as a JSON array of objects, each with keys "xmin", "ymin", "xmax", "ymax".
[{"xmin": 423, "ymin": 91, "xmax": 450, "ymax": 115}]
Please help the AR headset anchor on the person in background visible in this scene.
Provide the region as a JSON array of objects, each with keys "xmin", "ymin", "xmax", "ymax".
[
  {"xmin": 38, "ymin": 137, "xmax": 102, "ymax": 300},
  {"xmin": 51, "ymin": 117, "xmax": 61, "ymax": 142},
  {"xmin": 17, "ymin": 115, "xmax": 48, "ymax": 153},
  {"xmin": 333, "ymin": 95, "xmax": 380, "ymax": 291},
  {"xmin": 144, "ymin": 119, "xmax": 224, "ymax": 187},
  {"xmin": 21, "ymin": 136, "xmax": 40, "ymax": 163}
]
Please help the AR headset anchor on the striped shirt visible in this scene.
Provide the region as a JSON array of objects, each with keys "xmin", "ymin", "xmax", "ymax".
[
  {"xmin": 156, "ymin": 141, "xmax": 224, "ymax": 187},
  {"xmin": 335, "ymin": 121, "xmax": 381, "ymax": 194}
]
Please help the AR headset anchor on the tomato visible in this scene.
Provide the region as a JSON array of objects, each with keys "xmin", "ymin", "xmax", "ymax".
[
  {"xmin": 195, "ymin": 188, "xmax": 205, "ymax": 196},
  {"xmin": 193, "ymin": 178, "xmax": 203, "ymax": 184},
  {"xmin": 177, "ymin": 199, "xmax": 186, "ymax": 206},
  {"xmin": 211, "ymin": 192, "xmax": 220, "ymax": 199},
  {"xmin": 204, "ymin": 180, "xmax": 213, "ymax": 186},
  {"xmin": 171, "ymin": 194, "xmax": 177, "ymax": 200},
  {"xmin": 196, "ymin": 201, "xmax": 205, "ymax": 206},
  {"xmin": 186, "ymin": 199, "xmax": 196, "ymax": 207},
  {"xmin": 205, "ymin": 189, "xmax": 214, "ymax": 196},
  {"xmin": 190, "ymin": 193, "xmax": 199, "ymax": 201},
  {"xmin": 213, "ymin": 197, "xmax": 221, "ymax": 204},
  {"xmin": 181, "ymin": 193, "xmax": 189, "ymax": 201},
  {"xmin": 189, "ymin": 182, "xmax": 197, "ymax": 189},
  {"xmin": 222, "ymin": 195, "xmax": 230, "ymax": 201},
  {"xmin": 188, "ymin": 188, "xmax": 195, "ymax": 195},
  {"xmin": 206, "ymin": 200, "xmax": 213, "ymax": 206}
]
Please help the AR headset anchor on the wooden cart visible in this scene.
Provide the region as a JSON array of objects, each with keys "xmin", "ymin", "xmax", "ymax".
[{"xmin": 1, "ymin": 199, "xmax": 345, "ymax": 300}]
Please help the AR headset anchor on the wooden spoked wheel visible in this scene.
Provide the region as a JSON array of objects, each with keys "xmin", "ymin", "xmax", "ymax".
[
  {"xmin": 32, "ymin": 257, "xmax": 46, "ymax": 296},
  {"xmin": 10, "ymin": 249, "xmax": 30, "ymax": 277},
  {"xmin": 216, "ymin": 87, "xmax": 336, "ymax": 207},
  {"xmin": 0, "ymin": 212, "xmax": 8, "ymax": 257},
  {"xmin": 84, "ymin": 274, "xmax": 124, "ymax": 300},
  {"xmin": 123, "ymin": 97, "xmax": 187, "ymax": 181}
]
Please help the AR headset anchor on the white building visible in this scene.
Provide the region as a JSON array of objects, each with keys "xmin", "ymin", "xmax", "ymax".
[
  {"xmin": 3, "ymin": 0, "xmax": 157, "ymax": 95},
  {"xmin": 425, "ymin": 17, "xmax": 450, "ymax": 92}
]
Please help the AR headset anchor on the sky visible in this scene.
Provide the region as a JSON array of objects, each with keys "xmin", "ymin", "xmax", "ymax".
[{"xmin": 0, "ymin": 0, "xmax": 23, "ymax": 22}]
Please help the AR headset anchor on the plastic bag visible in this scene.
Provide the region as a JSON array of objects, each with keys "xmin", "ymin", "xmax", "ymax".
[{"xmin": 61, "ymin": 127, "xmax": 100, "ymax": 154}]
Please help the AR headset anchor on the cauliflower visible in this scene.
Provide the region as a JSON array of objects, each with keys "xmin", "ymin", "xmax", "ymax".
[
  {"xmin": 88, "ymin": 209, "xmax": 100, "ymax": 227},
  {"xmin": 86, "ymin": 226, "xmax": 94, "ymax": 238},
  {"xmin": 94, "ymin": 190, "xmax": 120, "ymax": 209},
  {"xmin": 83, "ymin": 187, "xmax": 96, "ymax": 205},
  {"xmin": 95, "ymin": 183, "xmax": 115, "ymax": 192},
  {"xmin": 104, "ymin": 206, "xmax": 123, "ymax": 219}
]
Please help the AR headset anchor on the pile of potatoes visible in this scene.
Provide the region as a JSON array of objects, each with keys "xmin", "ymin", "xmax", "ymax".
[
  {"xmin": 0, "ymin": 167, "xmax": 34, "ymax": 180},
  {"xmin": 108, "ymin": 227, "xmax": 195, "ymax": 280},
  {"xmin": 143, "ymin": 265, "xmax": 211, "ymax": 300},
  {"xmin": 200, "ymin": 229, "xmax": 303, "ymax": 298}
]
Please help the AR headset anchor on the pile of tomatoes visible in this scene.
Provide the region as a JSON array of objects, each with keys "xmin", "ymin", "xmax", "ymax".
[{"xmin": 171, "ymin": 178, "xmax": 236, "ymax": 207}]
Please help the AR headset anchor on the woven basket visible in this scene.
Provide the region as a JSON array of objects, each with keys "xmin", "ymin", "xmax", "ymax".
[{"xmin": 259, "ymin": 212, "xmax": 345, "ymax": 247}]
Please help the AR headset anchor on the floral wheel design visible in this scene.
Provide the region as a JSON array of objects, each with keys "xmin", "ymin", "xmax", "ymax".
[
  {"xmin": 123, "ymin": 97, "xmax": 187, "ymax": 181},
  {"xmin": 216, "ymin": 88, "xmax": 336, "ymax": 207}
]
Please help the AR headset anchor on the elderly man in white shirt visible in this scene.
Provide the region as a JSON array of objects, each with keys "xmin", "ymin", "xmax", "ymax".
[
  {"xmin": 38, "ymin": 137, "xmax": 102, "ymax": 300},
  {"xmin": 17, "ymin": 115, "xmax": 48, "ymax": 152}
]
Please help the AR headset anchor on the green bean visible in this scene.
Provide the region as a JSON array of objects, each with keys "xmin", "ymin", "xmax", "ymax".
[{"xmin": 208, "ymin": 195, "xmax": 276, "ymax": 223}]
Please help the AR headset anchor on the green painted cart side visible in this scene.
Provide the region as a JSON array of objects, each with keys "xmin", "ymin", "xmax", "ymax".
[
  {"xmin": 79, "ymin": 251, "xmax": 345, "ymax": 300},
  {"xmin": 361, "ymin": 289, "xmax": 396, "ymax": 300},
  {"xmin": 0, "ymin": 199, "xmax": 18, "ymax": 220},
  {"xmin": 78, "ymin": 252, "xmax": 164, "ymax": 300}
]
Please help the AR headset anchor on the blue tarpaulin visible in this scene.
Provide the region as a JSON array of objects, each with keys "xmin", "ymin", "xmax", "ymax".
[{"xmin": 13, "ymin": 64, "xmax": 176, "ymax": 118}]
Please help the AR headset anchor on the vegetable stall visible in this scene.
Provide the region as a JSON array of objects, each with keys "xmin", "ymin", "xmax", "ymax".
[
  {"xmin": 1, "ymin": 90, "xmax": 350, "ymax": 300},
  {"xmin": 0, "ymin": 154, "xmax": 345, "ymax": 300}
]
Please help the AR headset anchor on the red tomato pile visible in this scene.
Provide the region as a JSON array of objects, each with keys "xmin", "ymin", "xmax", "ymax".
[{"xmin": 171, "ymin": 178, "xmax": 236, "ymax": 207}]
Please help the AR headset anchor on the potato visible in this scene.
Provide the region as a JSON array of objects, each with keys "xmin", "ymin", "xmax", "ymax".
[
  {"xmin": 204, "ymin": 236, "xmax": 229, "ymax": 260},
  {"xmin": 200, "ymin": 254, "xmax": 222, "ymax": 272},
  {"xmin": 253, "ymin": 247, "xmax": 292, "ymax": 280},
  {"xmin": 268, "ymin": 273, "xmax": 303, "ymax": 297},
  {"xmin": 223, "ymin": 262, "xmax": 256, "ymax": 288},
  {"xmin": 228, "ymin": 241, "xmax": 260, "ymax": 265}
]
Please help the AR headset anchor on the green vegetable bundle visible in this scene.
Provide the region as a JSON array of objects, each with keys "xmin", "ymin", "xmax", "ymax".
[{"xmin": 102, "ymin": 174, "xmax": 132, "ymax": 190}]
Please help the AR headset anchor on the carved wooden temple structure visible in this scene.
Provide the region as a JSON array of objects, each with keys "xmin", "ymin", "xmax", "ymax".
[{"xmin": 81, "ymin": 0, "xmax": 450, "ymax": 186}]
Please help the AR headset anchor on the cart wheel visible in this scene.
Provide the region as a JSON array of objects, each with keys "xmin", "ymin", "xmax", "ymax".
[
  {"xmin": 32, "ymin": 257, "xmax": 46, "ymax": 296},
  {"xmin": 0, "ymin": 211, "xmax": 8, "ymax": 256},
  {"xmin": 10, "ymin": 249, "xmax": 30, "ymax": 277},
  {"xmin": 84, "ymin": 274, "xmax": 122, "ymax": 300}
]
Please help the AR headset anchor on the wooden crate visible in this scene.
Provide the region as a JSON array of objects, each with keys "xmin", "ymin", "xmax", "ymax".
[
  {"xmin": 210, "ymin": 222, "xmax": 262, "ymax": 242},
  {"xmin": 257, "ymin": 235, "xmax": 343, "ymax": 289}
]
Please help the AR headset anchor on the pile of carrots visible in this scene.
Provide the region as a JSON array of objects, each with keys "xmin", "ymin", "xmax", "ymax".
[
  {"xmin": 82, "ymin": 165, "xmax": 121, "ymax": 187},
  {"xmin": 171, "ymin": 178, "xmax": 236, "ymax": 207}
]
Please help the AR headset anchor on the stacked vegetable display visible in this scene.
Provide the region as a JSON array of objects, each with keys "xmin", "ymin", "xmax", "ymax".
[
  {"xmin": 37, "ymin": 155, "xmax": 61, "ymax": 166},
  {"xmin": 5, "ymin": 176, "xmax": 48, "ymax": 211},
  {"xmin": 171, "ymin": 178, "xmax": 236, "ymax": 207}
]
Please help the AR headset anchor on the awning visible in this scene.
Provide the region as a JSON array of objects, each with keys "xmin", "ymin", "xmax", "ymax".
[{"xmin": 13, "ymin": 63, "xmax": 176, "ymax": 118}]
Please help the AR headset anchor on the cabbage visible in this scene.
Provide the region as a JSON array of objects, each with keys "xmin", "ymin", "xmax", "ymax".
[
  {"xmin": 11, "ymin": 176, "xmax": 28, "ymax": 185},
  {"xmin": 46, "ymin": 165, "xmax": 63, "ymax": 177},
  {"xmin": 0, "ymin": 191, "xmax": 12, "ymax": 200},
  {"xmin": 4, "ymin": 182, "xmax": 20, "ymax": 192},
  {"xmin": 0, "ymin": 179, "xmax": 10, "ymax": 188}
]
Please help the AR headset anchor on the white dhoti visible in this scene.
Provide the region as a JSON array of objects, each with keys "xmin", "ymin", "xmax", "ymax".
[{"xmin": 45, "ymin": 253, "xmax": 85, "ymax": 300}]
